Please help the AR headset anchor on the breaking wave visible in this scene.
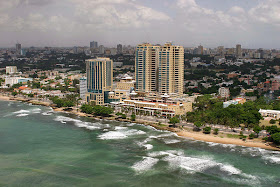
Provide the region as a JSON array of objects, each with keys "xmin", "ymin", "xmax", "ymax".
[{"xmin": 54, "ymin": 116, "xmax": 102, "ymax": 130}]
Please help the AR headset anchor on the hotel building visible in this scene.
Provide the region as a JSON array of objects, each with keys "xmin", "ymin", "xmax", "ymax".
[
  {"xmin": 135, "ymin": 43, "xmax": 184, "ymax": 97},
  {"xmin": 85, "ymin": 58, "xmax": 113, "ymax": 105}
]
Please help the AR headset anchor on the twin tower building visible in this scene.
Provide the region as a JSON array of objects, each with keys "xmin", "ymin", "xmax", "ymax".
[{"xmin": 86, "ymin": 42, "xmax": 184, "ymax": 105}]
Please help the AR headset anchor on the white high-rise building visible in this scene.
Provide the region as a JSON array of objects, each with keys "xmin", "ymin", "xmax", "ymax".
[{"xmin": 79, "ymin": 77, "xmax": 87, "ymax": 100}]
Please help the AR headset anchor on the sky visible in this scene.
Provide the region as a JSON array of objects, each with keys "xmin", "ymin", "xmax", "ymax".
[{"xmin": 0, "ymin": 0, "xmax": 280, "ymax": 49}]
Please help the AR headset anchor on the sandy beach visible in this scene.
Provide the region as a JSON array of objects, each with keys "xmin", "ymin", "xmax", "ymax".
[{"xmin": 0, "ymin": 93, "xmax": 279, "ymax": 151}]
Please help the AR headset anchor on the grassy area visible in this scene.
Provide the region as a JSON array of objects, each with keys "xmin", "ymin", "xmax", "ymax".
[
  {"xmin": 226, "ymin": 134, "xmax": 240, "ymax": 139},
  {"xmin": 259, "ymin": 119, "xmax": 280, "ymax": 128}
]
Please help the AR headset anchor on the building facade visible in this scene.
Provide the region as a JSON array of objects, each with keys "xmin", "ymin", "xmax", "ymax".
[
  {"xmin": 135, "ymin": 42, "xmax": 184, "ymax": 96},
  {"xmin": 219, "ymin": 87, "xmax": 230, "ymax": 98},
  {"xmin": 79, "ymin": 77, "xmax": 87, "ymax": 100},
  {"xmin": 86, "ymin": 58, "xmax": 113, "ymax": 105},
  {"xmin": 236, "ymin": 44, "xmax": 242, "ymax": 58},
  {"xmin": 90, "ymin": 41, "xmax": 98, "ymax": 49},
  {"xmin": 6, "ymin": 66, "xmax": 18, "ymax": 74}
]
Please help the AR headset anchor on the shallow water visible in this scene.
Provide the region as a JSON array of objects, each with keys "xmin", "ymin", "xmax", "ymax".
[{"xmin": 0, "ymin": 100, "xmax": 280, "ymax": 187}]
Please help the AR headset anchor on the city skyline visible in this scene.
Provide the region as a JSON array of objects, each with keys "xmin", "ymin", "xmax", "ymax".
[{"xmin": 0, "ymin": 0, "xmax": 280, "ymax": 49}]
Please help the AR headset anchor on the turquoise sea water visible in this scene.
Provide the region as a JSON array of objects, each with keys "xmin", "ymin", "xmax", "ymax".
[{"xmin": 0, "ymin": 100, "xmax": 280, "ymax": 187}]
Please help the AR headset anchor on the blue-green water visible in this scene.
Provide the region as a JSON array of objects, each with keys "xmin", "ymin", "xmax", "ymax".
[{"xmin": 0, "ymin": 101, "xmax": 280, "ymax": 187}]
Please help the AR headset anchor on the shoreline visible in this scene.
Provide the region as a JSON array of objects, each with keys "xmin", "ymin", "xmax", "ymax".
[{"xmin": 1, "ymin": 94, "xmax": 279, "ymax": 151}]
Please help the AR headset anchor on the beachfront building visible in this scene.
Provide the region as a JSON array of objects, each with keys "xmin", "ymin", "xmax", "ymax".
[
  {"xmin": 110, "ymin": 93, "xmax": 192, "ymax": 118},
  {"xmin": 6, "ymin": 66, "xmax": 18, "ymax": 74},
  {"xmin": 79, "ymin": 77, "xmax": 87, "ymax": 100},
  {"xmin": 135, "ymin": 42, "xmax": 184, "ymax": 97},
  {"xmin": 259, "ymin": 109, "xmax": 280, "ymax": 119},
  {"xmin": 85, "ymin": 58, "xmax": 113, "ymax": 105}
]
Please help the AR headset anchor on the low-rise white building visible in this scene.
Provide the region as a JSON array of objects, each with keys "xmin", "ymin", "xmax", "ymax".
[{"xmin": 259, "ymin": 109, "xmax": 280, "ymax": 119}]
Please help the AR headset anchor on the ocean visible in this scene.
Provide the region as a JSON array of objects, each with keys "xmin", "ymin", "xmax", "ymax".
[{"xmin": 0, "ymin": 100, "xmax": 279, "ymax": 187}]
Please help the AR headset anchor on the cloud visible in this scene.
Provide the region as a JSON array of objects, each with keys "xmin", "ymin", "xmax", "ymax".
[
  {"xmin": 73, "ymin": 0, "xmax": 171, "ymax": 29},
  {"xmin": 0, "ymin": 0, "xmax": 280, "ymax": 48},
  {"xmin": 249, "ymin": 0, "xmax": 280, "ymax": 26}
]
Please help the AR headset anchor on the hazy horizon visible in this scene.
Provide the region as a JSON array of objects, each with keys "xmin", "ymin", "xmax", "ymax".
[{"xmin": 0, "ymin": 0, "xmax": 279, "ymax": 49}]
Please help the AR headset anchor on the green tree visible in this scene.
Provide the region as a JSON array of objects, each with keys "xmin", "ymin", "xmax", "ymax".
[
  {"xmin": 131, "ymin": 114, "xmax": 136, "ymax": 121},
  {"xmin": 93, "ymin": 105, "xmax": 113, "ymax": 117},
  {"xmin": 194, "ymin": 121, "xmax": 203, "ymax": 131},
  {"xmin": 12, "ymin": 91, "xmax": 18, "ymax": 96},
  {"xmin": 121, "ymin": 114, "xmax": 127, "ymax": 119},
  {"xmin": 269, "ymin": 119, "xmax": 276, "ymax": 124},
  {"xmin": 214, "ymin": 128, "xmax": 219, "ymax": 135},
  {"xmin": 169, "ymin": 117, "xmax": 180, "ymax": 127},
  {"xmin": 203, "ymin": 127, "xmax": 211, "ymax": 134},
  {"xmin": 253, "ymin": 125, "xmax": 262, "ymax": 137},
  {"xmin": 271, "ymin": 133, "xmax": 280, "ymax": 144},
  {"xmin": 81, "ymin": 104, "xmax": 94, "ymax": 114}
]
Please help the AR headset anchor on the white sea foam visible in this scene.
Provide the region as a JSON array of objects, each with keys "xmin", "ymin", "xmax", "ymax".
[
  {"xmin": 220, "ymin": 164, "xmax": 241, "ymax": 175},
  {"xmin": 16, "ymin": 113, "xmax": 29, "ymax": 117},
  {"xmin": 42, "ymin": 112, "xmax": 52, "ymax": 116},
  {"xmin": 163, "ymin": 139, "xmax": 181, "ymax": 144},
  {"xmin": 115, "ymin": 126, "xmax": 128, "ymax": 130},
  {"xmin": 207, "ymin": 142, "xmax": 220, "ymax": 147},
  {"xmin": 132, "ymin": 157, "xmax": 159, "ymax": 173},
  {"xmin": 98, "ymin": 128, "xmax": 146, "ymax": 140},
  {"xmin": 148, "ymin": 150, "xmax": 243, "ymax": 176},
  {"xmin": 263, "ymin": 155, "xmax": 280, "ymax": 164},
  {"xmin": 54, "ymin": 116, "xmax": 101, "ymax": 130},
  {"xmin": 99, "ymin": 131, "xmax": 128, "ymax": 140},
  {"xmin": 143, "ymin": 144, "xmax": 153, "ymax": 150},
  {"xmin": 31, "ymin": 108, "xmax": 41, "ymax": 113},
  {"xmin": 13, "ymin": 110, "xmax": 30, "ymax": 114}
]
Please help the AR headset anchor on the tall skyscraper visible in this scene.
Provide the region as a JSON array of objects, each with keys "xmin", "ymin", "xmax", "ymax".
[
  {"xmin": 90, "ymin": 41, "xmax": 98, "ymax": 49},
  {"xmin": 86, "ymin": 58, "xmax": 113, "ymax": 105},
  {"xmin": 117, "ymin": 44, "xmax": 123, "ymax": 54},
  {"xmin": 16, "ymin": 43, "xmax": 21, "ymax": 55},
  {"xmin": 135, "ymin": 43, "xmax": 160, "ymax": 93},
  {"xmin": 236, "ymin": 44, "xmax": 242, "ymax": 58},
  {"xmin": 135, "ymin": 42, "xmax": 184, "ymax": 96}
]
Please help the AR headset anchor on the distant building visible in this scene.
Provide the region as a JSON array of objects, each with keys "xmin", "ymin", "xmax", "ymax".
[
  {"xmin": 218, "ymin": 87, "xmax": 230, "ymax": 98},
  {"xmin": 79, "ymin": 77, "xmax": 87, "ymax": 100},
  {"xmin": 110, "ymin": 48, "xmax": 117, "ymax": 55},
  {"xmin": 217, "ymin": 46, "xmax": 225, "ymax": 57},
  {"xmin": 117, "ymin": 44, "xmax": 123, "ymax": 54},
  {"xmin": 113, "ymin": 62, "xmax": 123, "ymax": 68},
  {"xmin": 6, "ymin": 66, "xmax": 17, "ymax": 74},
  {"xmin": 236, "ymin": 44, "xmax": 242, "ymax": 58},
  {"xmin": 90, "ymin": 41, "xmax": 98, "ymax": 49},
  {"xmin": 198, "ymin": 45, "xmax": 203, "ymax": 55},
  {"xmin": 5, "ymin": 77, "xmax": 32, "ymax": 86},
  {"xmin": 16, "ymin": 43, "xmax": 21, "ymax": 55},
  {"xmin": 223, "ymin": 98, "xmax": 246, "ymax": 108},
  {"xmin": 99, "ymin": 45, "xmax": 105, "ymax": 54},
  {"xmin": 85, "ymin": 58, "xmax": 113, "ymax": 105}
]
